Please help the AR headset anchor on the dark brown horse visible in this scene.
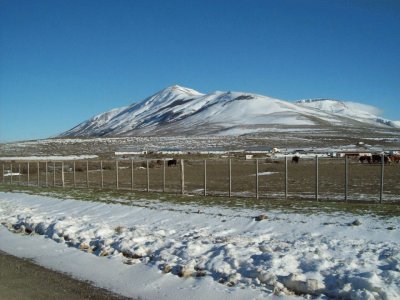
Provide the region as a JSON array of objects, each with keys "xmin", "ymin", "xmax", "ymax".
[
  {"xmin": 359, "ymin": 156, "xmax": 371, "ymax": 164},
  {"xmin": 372, "ymin": 154, "xmax": 390, "ymax": 164},
  {"xmin": 292, "ymin": 156, "xmax": 300, "ymax": 164},
  {"xmin": 167, "ymin": 159, "xmax": 177, "ymax": 167}
]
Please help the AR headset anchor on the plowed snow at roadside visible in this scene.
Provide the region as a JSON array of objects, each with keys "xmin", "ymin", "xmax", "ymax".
[{"xmin": 0, "ymin": 192, "xmax": 399, "ymax": 299}]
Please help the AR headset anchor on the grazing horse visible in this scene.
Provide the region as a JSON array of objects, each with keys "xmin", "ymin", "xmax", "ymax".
[
  {"xmin": 292, "ymin": 156, "xmax": 300, "ymax": 164},
  {"xmin": 167, "ymin": 159, "xmax": 177, "ymax": 167},
  {"xmin": 372, "ymin": 154, "xmax": 390, "ymax": 164},
  {"xmin": 389, "ymin": 155, "xmax": 400, "ymax": 164},
  {"xmin": 359, "ymin": 156, "xmax": 371, "ymax": 164}
]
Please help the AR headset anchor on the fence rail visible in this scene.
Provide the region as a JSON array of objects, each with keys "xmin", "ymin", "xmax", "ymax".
[{"xmin": 1, "ymin": 156, "xmax": 399, "ymax": 202}]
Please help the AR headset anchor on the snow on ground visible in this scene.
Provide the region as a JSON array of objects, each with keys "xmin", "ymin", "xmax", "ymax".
[
  {"xmin": 0, "ymin": 155, "xmax": 98, "ymax": 161},
  {"xmin": 0, "ymin": 192, "xmax": 399, "ymax": 299},
  {"xmin": 250, "ymin": 172, "xmax": 278, "ymax": 176},
  {"xmin": 3, "ymin": 172, "xmax": 21, "ymax": 177}
]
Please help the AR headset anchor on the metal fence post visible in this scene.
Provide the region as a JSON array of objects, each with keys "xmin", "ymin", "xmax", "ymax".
[
  {"xmin": 204, "ymin": 159, "xmax": 207, "ymax": 196},
  {"xmin": 116, "ymin": 160, "xmax": 119, "ymax": 190},
  {"xmin": 61, "ymin": 161, "xmax": 65, "ymax": 188},
  {"xmin": 45, "ymin": 162, "xmax": 48, "ymax": 187},
  {"xmin": 18, "ymin": 163, "xmax": 21, "ymax": 185},
  {"xmin": 147, "ymin": 160, "xmax": 150, "ymax": 192},
  {"xmin": 86, "ymin": 161, "xmax": 89, "ymax": 188},
  {"xmin": 131, "ymin": 160, "xmax": 134, "ymax": 190},
  {"xmin": 28, "ymin": 162, "xmax": 30, "ymax": 186},
  {"xmin": 10, "ymin": 163, "xmax": 12, "ymax": 185},
  {"xmin": 345, "ymin": 155, "xmax": 348, "ymax": 202},
  {"xmin": 100, "ymin": 161, "xmax": 104, "ymax": 189},
  {"xmin": 315, "ymin": 155, "xmax": 319, "ymax": 201},
  {"xmin": 228, "ymin": 159, "xmax": 232, "ymax": 198},
  {"xmin": 380, "ymin": 153, "xmax": 384, "ymax": 203},
  {"xmin": 37, "ymin": 162, "xmax": 40, "ymax": 187},
  {"xmin": 181, "ymin": 159, "xmax": 185, "ymax": 195},
  {"xmin": 162, "ymin": 159, "xmax": 165, "ymax": 192},
  {"xmin": 1, "ymin": 163, "xmax": 4, "ymax": 184},
  {"xmin": 256, "ymin": 159, "xmax": 259, "ymax": 199},
  {"xmin": 285, "ymin": 156, "xmax": 288, "ymax": 199},
  {"xmin": 53, "ymin": 162, "xmax": 55, "ymax": 187},
  {"xmin": 73, "ymin": 161, "xmax": 76, "ymax": 188}
]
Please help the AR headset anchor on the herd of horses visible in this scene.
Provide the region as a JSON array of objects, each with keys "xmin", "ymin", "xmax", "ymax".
[
  {"xmin": 359, "ymin": 154, "xmax": 400, "ymax": 164},
  {"xmin": 291, "ymin": 154, "xmax": 400, "ymax": 164},
  {"xmin": 166, "ymin": 156, "xmax": 399, "ymax": 165},
  {"xmin": 153, "ymin": 159, "xmax": 178, "ymax": 167}
]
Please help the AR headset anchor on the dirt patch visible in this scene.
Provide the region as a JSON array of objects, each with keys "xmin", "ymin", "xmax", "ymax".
[{"xmin": 0, "ymin": 251, "xmax": 130, "ymax": 300}]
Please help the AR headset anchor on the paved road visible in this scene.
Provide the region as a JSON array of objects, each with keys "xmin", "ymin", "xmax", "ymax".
[{"xmin": 0, "ymin": 251, "xmax": 130, "ymax": 300}]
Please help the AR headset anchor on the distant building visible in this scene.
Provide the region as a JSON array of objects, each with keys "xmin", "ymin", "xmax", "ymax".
[
  {"xmin": 272, "ymin": 147, "xmax": 280, "ymax": 153},
  {"xmin": 244, "ymin": 146, "xmax": 273, "ymax": 154},
  {"xmin": 192, "ymin": 147, "xmax": 230, "ymax": 155},
  {"xmin": 157, "ymin": 148, "xmax": 184, "ymax": 155},
  {"xmin": 336, "ymin": 152, "xmax": 372, "ymax": 158},
  {"xmin": 115, "ymin": 148, "xmax": 147, "ymax": 155}
]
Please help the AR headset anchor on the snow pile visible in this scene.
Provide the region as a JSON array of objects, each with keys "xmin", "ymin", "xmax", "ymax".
[{"xmin": 0, "ymin": 192, "xmax": 399, "ymax": 299}]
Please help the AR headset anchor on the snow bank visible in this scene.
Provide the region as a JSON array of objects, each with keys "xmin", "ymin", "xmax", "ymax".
[{"xmin": 0, "ymin": 192, "xmax": 399, "ymax": 299}]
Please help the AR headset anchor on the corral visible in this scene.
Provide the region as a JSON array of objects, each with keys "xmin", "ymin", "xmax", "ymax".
[{"xmin": 1, "ymin": 155, "xmax": 399, "ymax": 202}]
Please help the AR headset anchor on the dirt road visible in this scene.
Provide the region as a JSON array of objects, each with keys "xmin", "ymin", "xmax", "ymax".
[{"xmin": 0, "ymin": 251, "xmax": 129, "ymax": 300}]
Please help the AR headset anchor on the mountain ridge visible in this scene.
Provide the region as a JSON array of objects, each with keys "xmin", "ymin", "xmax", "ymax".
[{"xmin": 59, "ymin": 85, "xmax": 399, "ymax": 137}]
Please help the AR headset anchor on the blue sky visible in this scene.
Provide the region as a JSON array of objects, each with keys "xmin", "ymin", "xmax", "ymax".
[{"xmin": 1, "ymin": 0, "xmax": 399, "ymax": 142}]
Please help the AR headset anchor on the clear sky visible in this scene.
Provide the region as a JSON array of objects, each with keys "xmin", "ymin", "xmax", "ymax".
[{"xmin": 1, "ymin": 0, "xmax": 399, "ymax": 142}]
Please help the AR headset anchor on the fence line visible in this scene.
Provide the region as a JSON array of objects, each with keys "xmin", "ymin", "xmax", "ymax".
[{"xmin": 0, "ymin": 157, "xmax": 397, "ymax": 203}]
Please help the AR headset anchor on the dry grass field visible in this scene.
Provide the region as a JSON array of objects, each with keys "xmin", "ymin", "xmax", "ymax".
[{"xmin": 2, "ymin": 157, "xmax": 399, "ymax": 202}]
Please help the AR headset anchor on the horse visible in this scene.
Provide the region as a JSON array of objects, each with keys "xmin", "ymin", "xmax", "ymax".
[
  {"xmin": 372, "ymin": 154, "xmax": 390, "ymax": 164},
  {"xmin": 359, "ymin": 156, "xmax": 371, "ymax": 164},
  {"xmin": 167, "ymin": 159, "xmax": 177, "ymax": 167},
  {"xmin": 389, "ymin": 155, "xmax": 400, "ymax": 164},
  {"xmin": 292, "ymin": 156, "xmax": 300, "ymax": 164}
]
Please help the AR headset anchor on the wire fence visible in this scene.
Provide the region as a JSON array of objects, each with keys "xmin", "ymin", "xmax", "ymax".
[{"xmin": 1, "ymin": 156, "xmax": 399, "ymax": 203}]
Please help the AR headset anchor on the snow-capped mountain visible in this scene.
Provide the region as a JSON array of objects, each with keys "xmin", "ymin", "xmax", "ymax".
[{"xmin": 60, "ymin": 85, "xmax": 399, "ymax": 137}]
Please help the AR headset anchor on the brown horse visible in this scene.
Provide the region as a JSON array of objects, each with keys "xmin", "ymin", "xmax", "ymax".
[{"xmin": 389, "ymin": 155, "xmax": 400, "ymax": 163}]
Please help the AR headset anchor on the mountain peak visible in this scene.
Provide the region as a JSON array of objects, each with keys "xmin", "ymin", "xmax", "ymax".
[{"xmin": 159, "ymin": 85, "xmax": 203, "ymax": 96}]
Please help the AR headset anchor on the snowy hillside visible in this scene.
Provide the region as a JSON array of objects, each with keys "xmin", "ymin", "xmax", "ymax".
[
  {"xmin": 296, "ymin": 99, "xmax": 398, "ymax": 128},
  {"xmin": 60, "ymin": 86, "xmax": 399, "ymax": 137}
]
